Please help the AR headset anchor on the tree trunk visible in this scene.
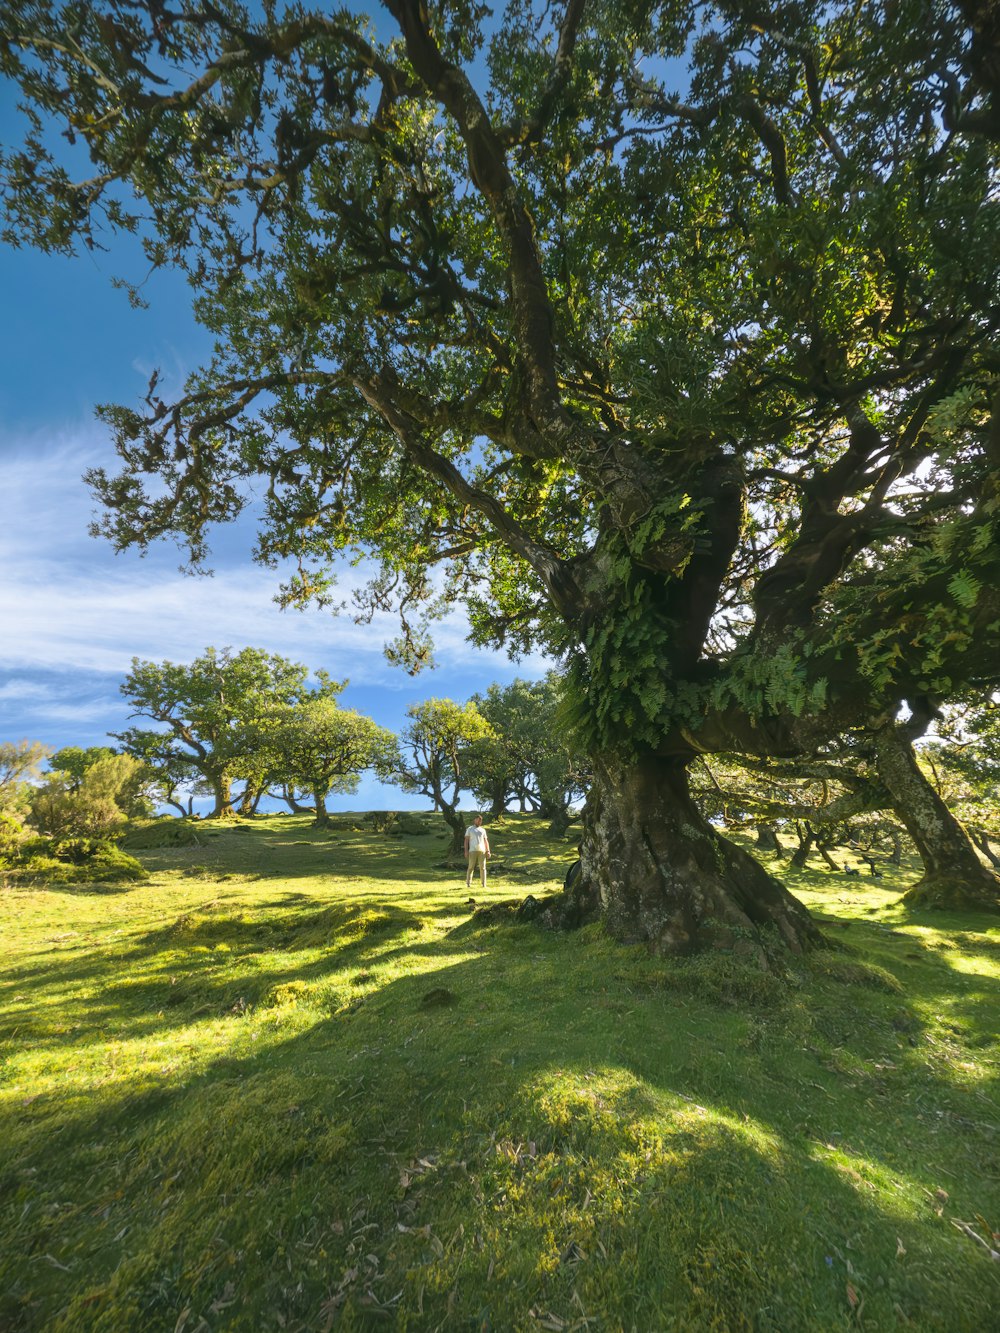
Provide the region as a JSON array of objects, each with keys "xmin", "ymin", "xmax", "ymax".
[
  {"xmin": 238, "ymin": 784, "xmax": 261, "ymax": 817},
  {"xmin": 547, "ymin": 806, "xmax": 572, "ymax": 838},
  {"xmin": 885, "ymin": 824, "xmax": 903, "ymax": 866},
  {"xmin": 488, "ymin": 783, "xmax": 507, "ymax": 819},
  {"xmin": 790, "ymin": 823, "xmax": 815, "ymax": 869},
  {"xmin": 441, "ymin": 806, "xmax": 466, "ymax": 863},
  {"xmin": 755, "ymin": 824, "xmax": 784, "ymax": 858},
  {"xmin": 277, "ymin": 784, "xmax": 314, "ymax": 814},
  {"xmin": 579, "ymin": 752, "xmax": 822, "ymax": 956},
  {"xmin": 208, "ymin": 773, "xmax": 236, "ymax": 819},
  {"xmin": 817, "ymin": 842, "xmax": 839, "ymax": 871},
  {"xmin": 312, "ymin": 787, "xmax": 332, "ymax": 828},
  {"xmin": 970, "ymin": 827, "xmax": 1000, "ymax": 869},
  {"xmin": 872, "ymin": 724, "xmax": 1000, "ymax": 910}
]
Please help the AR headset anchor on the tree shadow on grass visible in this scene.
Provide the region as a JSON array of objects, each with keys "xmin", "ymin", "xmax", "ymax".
[
  {"xmin": 2, "ymin": 926, "xmax": 998, "ymax": 1333},
  {"xmin": 0, "ymin": 900, "xmax": 438, "ymax": 1051}
]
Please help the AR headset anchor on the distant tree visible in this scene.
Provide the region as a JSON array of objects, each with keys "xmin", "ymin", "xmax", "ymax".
[
  {"xmin": 265, "ymin": 698, "xmax": 398, "ymax": 827},
  {"xmin": 0, "ymin": 740, "xmax": 50, "ymax": 818},
  {"xmin": 117, "ymin": 730, "xmax": 202, "ymax": 818},
  {"xmin": 394, "ymin": 699, "xmax": 494, "ymax": 858},
  {"xmin": 867, "ymin": 719, "xmax": 1000, "ymax": 908},
  {"xmin": 466, "ymin": 674, "xmax": 587, "ymax": 832},
  {"xmin": 692, "ymin": 725, "xmax": 998, "ymax": 903},
  {"xmin": 530, "ymin": 675, "xmax": 589, "ymax": 834},
  {"xmin": 116, "ymin": 648, "xmax": 340, "ymax": 817},
  {"xmin": 49, "ymin": 746, "xmax": 116, "ymax": 788},
  {"xmin": 466, "ymin": 678, "xmax": 549, "ymax": 818},
  {"xmin": 30, "ymin": 752, "xmax": 149, "ymax": 840}
]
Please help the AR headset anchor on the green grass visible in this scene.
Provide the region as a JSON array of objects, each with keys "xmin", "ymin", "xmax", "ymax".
[{"xmin": 1, "ymin": 813, "xmax": 998, "ymax": 1331}]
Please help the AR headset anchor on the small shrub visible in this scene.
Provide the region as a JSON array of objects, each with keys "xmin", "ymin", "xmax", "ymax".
[
  {"xmin": 367, "ymin": 811, "xmax": 397, "ymax": 834},
  {"xmin": 76, "ymin": 844, "xmax": 148, "ymax": 883},
  {"xmin": 0, "ymin": 813, "xmax": 25, "ymax": 864},
  {"xmin": 52, "ymin": 836, "xmax": 105, "ymax": 864},
  {"xmin": 396, "ymin": 815, "xmax": 428, "ymax": 836}
]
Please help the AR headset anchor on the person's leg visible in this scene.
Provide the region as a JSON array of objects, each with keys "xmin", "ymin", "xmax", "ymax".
[
  {"xmin": 479, "ymin": 850, "xmax": 488, "ymax": 889},
  {"xmin": 465, "ymin": 853, "xmax": 473, "ymax": 889}
]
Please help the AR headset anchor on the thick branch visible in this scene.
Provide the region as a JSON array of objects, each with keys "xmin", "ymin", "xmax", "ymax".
[
  {"xmin": 354, "ymin": 372, "xmax": 583, "ymax": 618},
  {"xmin": 385, "ymin": 0, "xmax": 571, "ymax": 443}
]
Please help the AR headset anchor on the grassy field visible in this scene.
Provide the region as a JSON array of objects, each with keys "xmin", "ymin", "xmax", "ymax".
[{"xmin": 1, "ymin": 813, "xmax": 998, "ymax": 1332}]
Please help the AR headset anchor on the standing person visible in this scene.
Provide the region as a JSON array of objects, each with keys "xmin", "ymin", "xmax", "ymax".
[{"xmin": 464, "ymin": 814, "xmax": 491, "ymax": 890}]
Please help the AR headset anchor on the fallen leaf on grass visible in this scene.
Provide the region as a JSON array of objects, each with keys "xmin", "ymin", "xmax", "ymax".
[
  {"xmin": 560, "ymin": 1241, "xmax": 587, "ymax": 1265},
  {"xmin": 529, "ymin": 1310, "xmax": 567, "ymax": 1331},
  {"xmin": 846, "ymin": 1282, "xmax": 865, "ymax": 1321},
  {"xmin": 951, "ymin": 1218, "xmax": 1000, "ymax": 1261}
]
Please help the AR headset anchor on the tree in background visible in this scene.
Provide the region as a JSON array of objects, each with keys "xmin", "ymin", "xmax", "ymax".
[
  {"xmin": 117, "ymin": 730, "xmax": 203, "ymax": 818},
  {"xmin": 5, "ymin": 2, "xmax": 1000, "ymax": 945},
  {"xmin": 116, "ymin": 648, "xmax": 340, "ymax": 817},
  {"xmin": 867, "ymin": 720, "xmax": 1000, "ymax": 908},
  {"xmin": 467, "ymin": 674, "xmax": 587, "ymax": 833},
  {"xmin": 264, "ymin": 698, "xmax": 398, "ymax": 827},
  {"xmin": 692, "ymin": 731, "xmax": 995, "ymax": 898},
  {"xmin": 0, "ymin": 740, "xmax": 51, "ymax": 859},
  {"xmin": 0, "ymin": 740, "xmax": 50, "ymax": 818},
  {"xmin": 466, "ymin": 678, "xmax": 550, "ymax": 818},
  {"xmin": 920, "ymin": 699, "xmax": 1000, "ymax": 873},
  {"xmin": 29, "ymin": 751, "xmax": 149, "ymax": 840},
  {"xmin": 394, "ymin": 699, "xmax": 494, "ymax": 858}
]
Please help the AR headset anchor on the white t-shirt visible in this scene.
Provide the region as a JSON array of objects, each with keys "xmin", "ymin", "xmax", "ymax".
[{"xmin": 466, "ymin": 823, "xmax": 488, "ymax": 852}]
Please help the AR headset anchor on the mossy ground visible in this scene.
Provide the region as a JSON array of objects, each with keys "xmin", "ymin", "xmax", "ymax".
[{"xmin": 1, "ymin": 814, "xmax": 997, "ymax": 1331}]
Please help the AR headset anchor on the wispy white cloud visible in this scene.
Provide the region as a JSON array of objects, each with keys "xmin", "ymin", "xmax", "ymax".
[
  {"xmin": 0, "ymin": 679, "xmax": 53, "ymax": 702},
  {"xmin": 0, "ymin": 430, "xmax": 550, "ymax": 705}
]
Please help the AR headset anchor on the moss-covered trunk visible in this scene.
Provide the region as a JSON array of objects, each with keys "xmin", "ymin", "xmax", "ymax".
[
  {"xmin": 441, "ymin": 806, "xmax": 466, "ymax": 863},
  {"xmin": 872, "ymin": 723, "xmax": 1000, "ymax": 910},
  {"xmin": 579, "ymin": 751, "xmax": 822, "ymax": 955},
  {"xmin": 208, "ymin": 772, "xmax": 235, "ymax": 819},
  {"xmin": 312, "ymin": 787, "xmax": 332, "ymax": 828}
]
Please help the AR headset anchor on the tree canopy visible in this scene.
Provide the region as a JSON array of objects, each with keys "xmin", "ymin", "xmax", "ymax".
[
  {"xmin": 116, "ymin": 646, "xmax": 341, "ymax": 817},
  {"xmin": 395, "ymin": 697, "xmax": 494, "ymax": 855},
  {"xmin": 263, "ymin": 696, "xmax": 398, "ymax": 825},
  {"xmin": 4, "ymin": 0, "xmax": 999, "ymax": 942}
]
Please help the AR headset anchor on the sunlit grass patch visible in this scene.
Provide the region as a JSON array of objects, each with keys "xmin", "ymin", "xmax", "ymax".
[{"xmin": 0, "ymin": 814, "xmax": 997, "ymax": 1330}]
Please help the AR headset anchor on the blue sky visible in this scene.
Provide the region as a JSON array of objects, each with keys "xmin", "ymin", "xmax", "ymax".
[{"xmin": 0, "ymin": 90, "xmax": 547, "ymax": 812}]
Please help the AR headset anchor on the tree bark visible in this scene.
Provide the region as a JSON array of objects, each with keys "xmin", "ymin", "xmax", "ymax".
[
  {"xmin": 872, "ymin": 723, "xmax": 1000, "ymax": 910},
  {"xmin": 312, "ymin": 787, "xmax": 332, "ymax": 828},
  {"xmin": 277, "ymin": 784, "xmax": 314, "ymax": 814},
  {"xmin": 790, "ymin": 823, "xmax": 815, "ymax": 869},
  {"xmin": 755, "ymin": 824, "xmax": 785, "ymax": 858},
  {"xmin": 208, "ymin": 773, "xmax": 236, "ymax": 819},
  {"xmin": 578, "ymin": 751, "xmax": 822, "ymax": 956}
]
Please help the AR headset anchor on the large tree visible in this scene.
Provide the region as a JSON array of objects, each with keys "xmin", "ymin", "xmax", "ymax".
[
  {"xmin": 4, "ymin": 1, "xmax": 1000, "ymax": 947},
  {"xmin": 117, "ymin": 647, "xmax": 340, "ymax": 817},
  {"xmin": 264, "ymin": 697, "xmax": 398, "ymax": 826}
]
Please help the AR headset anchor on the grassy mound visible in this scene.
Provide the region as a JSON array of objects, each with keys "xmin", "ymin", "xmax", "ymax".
[
  {"xmin": 123, "ymin": 818, "xmax": 204, "ymax": 850},
  {"xmin": 1, "ymin": 814, "xmax": 997, "ymax": 1330}
]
